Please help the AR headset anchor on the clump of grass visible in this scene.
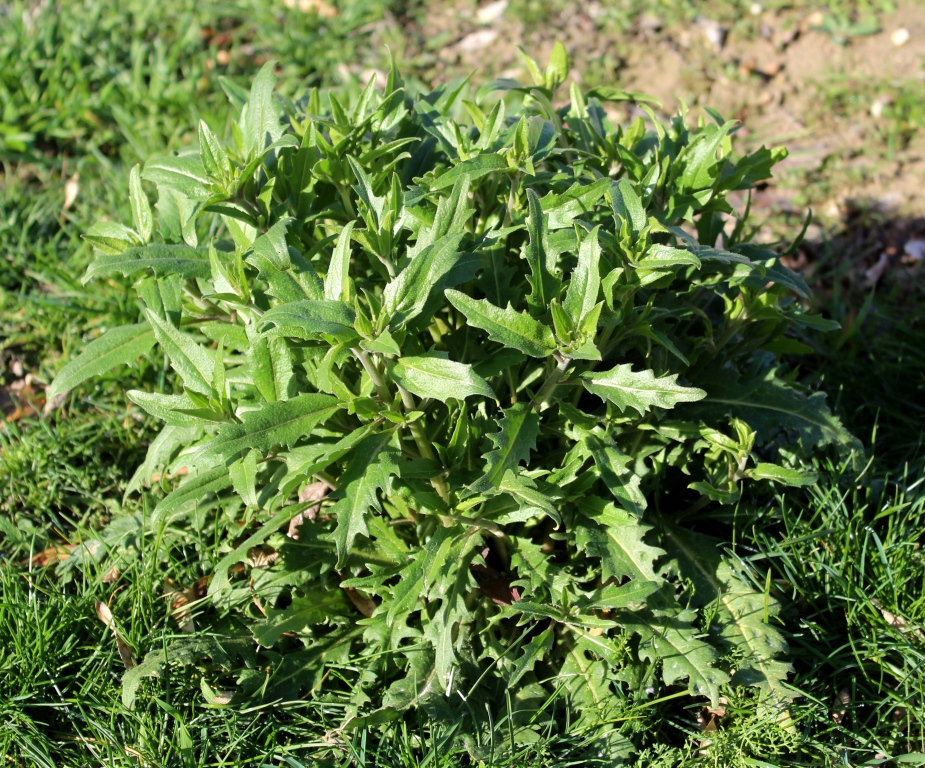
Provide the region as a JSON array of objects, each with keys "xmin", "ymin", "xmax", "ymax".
[{"xmin": 0, "ymin": 0, "xmax": 392, "ymax": 161}]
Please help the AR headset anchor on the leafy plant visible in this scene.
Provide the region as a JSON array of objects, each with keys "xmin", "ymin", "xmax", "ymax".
[{"xmin": 50, "ymin": 45, "xmax": 858, "ymax": 751}]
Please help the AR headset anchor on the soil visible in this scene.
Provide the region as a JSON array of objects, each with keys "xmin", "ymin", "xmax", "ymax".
[{"xmin": 395, "ymin": 0, "xmax": 925, "ymax": 223}]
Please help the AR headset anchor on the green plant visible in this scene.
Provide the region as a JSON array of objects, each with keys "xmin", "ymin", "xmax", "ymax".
[{"xmin": 49, "ymin": 46, "xmax": 858, "ymax": 753}]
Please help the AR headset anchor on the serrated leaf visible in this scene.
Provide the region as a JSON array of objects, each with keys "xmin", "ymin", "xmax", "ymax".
[
  {"xmin": 49, "ymin": 323, "xmax": 155, "ymax": 398},
  {"xmin": 618, "ymin": 611, "xmax": 730, "ymax": 705},
  {"xmin": 259, "ymin": 300, "xmax": 358, "ymax": 343},
  {"xmin": 142, "ymin": 154, "xmax": 213, "ymax": 200},
  {"xmin": 584, "ymin": 436, "xmax": 647, "ymax": 516},
  {"xmin": 384, "ymin": 234, "xmax": 465, "ymax": 329},
  {"xmin": 199, "ymin": 393, "xmax": 342, "ymax": 460},
  {"xmin": 561, "ymin": 634, "xmax": 617, "ymax": 720},
  {"xmin": 127, "ymin": 390, "xmax": 225, "ymax": 426},
  {"xmin": 496, "ymin": 470, "xmax": 561, "ymax": 526},
  {"xmin": 390, "ymin": 353, "xmax": 494, "ymax": 402},
  {"xmin": 330, "ymin": 431, "xmax": 401, "ymax": 567},
  {"xmin": 154, "ymin": 465, "xmax": 233, "ymax": 517},
  {"xmin": 84, "ymin": 243, "xmax": 211, "ymax": 283},
  {"xmin": 254, "ymin": 591, "xmax": 351, "ymax": 647},
  {"xmin": 574, "ymin": 496, "xmax": 664, "ymax": 583},
  {"xmin": 145, "ymin": 309, "xmax": 214, "ymax": 395},
  {"xmin": 687, "ymin": 368, "xmax": 860, "ymax": 452},
  {"xmin": 473, "ymin": 403, "xmax": 541, "ymax": 490},
  {"xmin": 678, "ymin": 119, "xmax": 737, "ymax": 192},
  {"xmin": 582, "ymin": 364, "xmax": 706, "ymax": 416},
  {"xmin": 662, "ymin": 525, "xmax": 795, "ymax": 713},
  {"xmin": 429, "ymin": 153, "xmax": 508, "ymax": 191},
  {"xmin": 208, "ymin": 504, "xmax": 306, "ymax": 597},
  {"xmin": 507, "ymin": 627, "xmax": 554, "ymax": 688},
  {"xmin": 540, "ymin": 178, "xmax": 610, "ymax": 230},
  {"xmin": 445, "ymin": 290, "xmax": 556, "ymax": 358},
  {"xmin": 382, "ymin": 649, "xmax": 450, "ymax": 717}
]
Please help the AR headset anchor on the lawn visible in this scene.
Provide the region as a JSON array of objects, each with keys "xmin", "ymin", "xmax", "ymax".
[{"xmin": 1, "ymin": 0, "xmax": 924, "ymax": 765}]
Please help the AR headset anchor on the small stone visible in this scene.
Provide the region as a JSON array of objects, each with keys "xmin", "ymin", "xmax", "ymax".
[
  {"xmin": 904, "ymin": 238, "xmax": 925, "ymax": 262},
  {"xmin": 696, "ymin": 17, "xmax": 728, "ymax": 50},
  {"xmin": 864, "ymin": 252, "xmax": 890, "ymax": 286},
  {"xmin": 891, "ymin": 28, "xmax": 910, "ymax": 47},
  {"xmin": 216, "ymin": 49, "xmax": 231, "ymax": 66},
  {"xmin": 454, "ymin": 29, "xmax": 498, "ymax": 53},
  {"xmin": 476, "ymin": 0, "xmax": 507, "ymax": 25},
  {"xmin": 805, "ymin": 11, "xmax": 825, "ymax": 29},
  {"xmin": 870, "ymin": 96, "xmax": 891, "ymax": 119}
]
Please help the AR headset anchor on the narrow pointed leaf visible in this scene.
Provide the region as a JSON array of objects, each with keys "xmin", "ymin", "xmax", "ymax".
[
  {"xmin": 507, "ymin": 626, "xmax": 554, "ymax": 688},
  {"xmin": 199, "ymin": 393, "xmax": 342, "ymax": 460},
  {"xmin": 563, "ymin": 225, "xmax": 601, "ymax": 324},
  {"xmin": 145, "ymin": 309, "xmax": 214, "ymax": 395},
  {"xmin": 325, "ymin": 221, "xmax": 355, "ymax": 302},
  {"xmin": 384, "ymin": 234, "xmax": 465, "ymax": 328},
  {"xmin": 129, "ymin": 165, "xmax": 153, "ymax": 242},
  {"xmin": 84, "ymin": 244, "xmax": 211, "ymax": 282},
  {"xmin": 445, "ymin": 290, "xmax": 556, "ymax": 358},
  {"xmin": 259, "ymin": 300, "xmax": 358, "ymax": 342},
  {"xmin": 390, "ymin": 353, "xmax": 494, "ymax": 402},
  {"xmin": 49, "ymin": 323, "xmax": 155, "ymax": 398}
]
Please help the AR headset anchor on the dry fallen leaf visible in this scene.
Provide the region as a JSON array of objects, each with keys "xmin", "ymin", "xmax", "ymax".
[
  {"xmin": 289, "ymin": 481, "xmax": 330, "ymax": 538},
  {"xmin": 26, "ymin": 544, "xmax": 76, "ymax": 567},
  {"xmin": 454, "ymin": 29, "xmax": 499, "ymax": 54},
  {"xmin": 832, "ymin": 688, "xmax": 850, "ymax": 724},
  {"xmin": 166, "ymin": 576, "xmax": 210, "ymax": 632},
  {"xmin": 94, "ymin": 600, "xmax": 136, "ymax": 669},
  {"xmin": 63, "ymin": 172, "xmax": 80, "ymax": 212},
  {"xmin": 864, "ymin": 252, "xmax": 890, "ymax": 287},
  {"xmin": 872, "ymin": 599, "xmax": 925, "ymax": 642},
  {"xmin": 342, "ymin": 586, "xmax": 377, "ymax": 618},
  {"xmin": 476, "ymin": 0, "xmax": 507, "ymax": 25},
  {"xmin": 282, "ymin": 0, "xmax": 337, "ymax": 17},
  {"xmin": 247, "ymin": 544, "xmax": 279, "ymax": 569}
]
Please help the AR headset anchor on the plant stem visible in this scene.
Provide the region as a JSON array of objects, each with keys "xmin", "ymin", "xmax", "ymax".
[
  {"xmin": 353, "ymin": 347, "xmax": 453, "ymax": 521},
  {"xmin": 351, "ymin": 348, "xmax": 391, "ymax": 402},
  {"xmin": 395, "ymin": 383, "xmax": 453, "ymax": 514},
  {"xmin": 532, "ymin": 355, "xmax": 570, "ymax": 412}
]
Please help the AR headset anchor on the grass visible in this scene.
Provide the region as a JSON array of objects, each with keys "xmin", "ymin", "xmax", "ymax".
[{"xmin": 2, "ymin": 0, "xmax": 925, "ymax": 764}]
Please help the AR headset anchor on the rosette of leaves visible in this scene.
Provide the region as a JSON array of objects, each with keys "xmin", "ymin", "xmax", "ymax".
[{"xmin": 51, "ymin": 46, "xmax": 857, "ymax": 747}]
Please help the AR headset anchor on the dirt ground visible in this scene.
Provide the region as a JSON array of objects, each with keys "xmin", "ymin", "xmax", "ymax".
[
  {"xmin": 396, "ymin": 1, "xmax": 923, "ymax": 210},
  {"xmin": 387, "ymin": 0, "xmax": 925, "ymax": 289}
]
